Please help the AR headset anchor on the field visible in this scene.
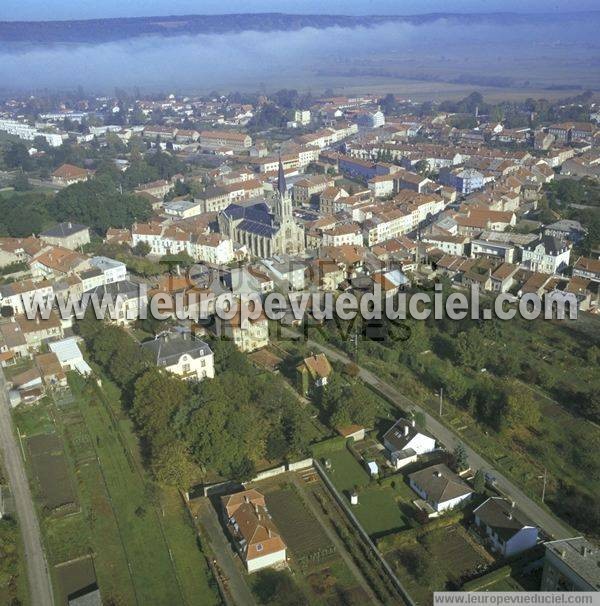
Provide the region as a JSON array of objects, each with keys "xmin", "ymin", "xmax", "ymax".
[
  {"xmin": 13, "ymin": 372, "xmax": 220, "ymax": 606},
  {"xmin": 27, "ymin": 433, "xmax": 76, "ymax": 512},
  {"xmin": 266, "ymin": 486, "xmax": 335, "ymax": 567},
  {"xmin": 54, "ymin": 556, "xmax": 97, "ymax": 605}
]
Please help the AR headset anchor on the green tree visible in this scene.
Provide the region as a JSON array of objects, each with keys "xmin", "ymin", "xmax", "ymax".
[
  {"xmin": 453, "ymin": 442, "xmax": 469, "ymax": 472},
  {"xmin": 151, "ymin": 441, "xmax": 199, "ymax": 488}
]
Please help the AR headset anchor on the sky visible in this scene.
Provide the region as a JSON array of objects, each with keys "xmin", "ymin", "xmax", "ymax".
[{"xmin": 1, "ymin": 0, "xmax": 599, "ymax": 21}]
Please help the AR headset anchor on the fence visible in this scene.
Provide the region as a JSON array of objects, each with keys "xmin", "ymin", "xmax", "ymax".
[{"xmin": 313, "ymin": 459, "xmax": 415, "ymax": 606}]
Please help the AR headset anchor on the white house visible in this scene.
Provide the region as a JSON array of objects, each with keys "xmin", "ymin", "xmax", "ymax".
[
  {"xmin": 408, "ymin": 464, "xmax": 473, "ymax": 512},
  {"xmin": 141, "ymin": 331, "xmax": 214, "ymax": 381},
  {"xmin": 90, "ymin": 280, "xmax": 148, "ymax": 325},
  {"xmin": 383, "ymin": 418, "xmax": 436, "ymax": 469},
  {"xmin": 0, "ymin": 280, "xmax": 54, "ymax": 316},
  {"xmin": 473, "ymin": 497, "xmax": 539, "ymax": 558},
  {"xmin": 521, "ymin": 235, "xmax": 571, "ymax": 275},
  {"xmin": 89, "ymin": 256, "xmax": 128, "ymax": 284},
  {"xmin": 221, "ymin": 489, "xmax": 287, "ymax": 573}
]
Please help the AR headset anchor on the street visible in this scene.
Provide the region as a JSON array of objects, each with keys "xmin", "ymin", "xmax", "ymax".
[
  {"xmin": 280, "ymin": 327, "xmax": 574, "ymax": 541},
  {"xmin": 0, "ymin": 370, "xmax": 54, "ymax": 606}
]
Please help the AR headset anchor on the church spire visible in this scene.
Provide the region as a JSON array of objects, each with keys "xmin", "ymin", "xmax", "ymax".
[{"xmin": 277, "ymin": 155, "xmax": 286, "ymax": 197}]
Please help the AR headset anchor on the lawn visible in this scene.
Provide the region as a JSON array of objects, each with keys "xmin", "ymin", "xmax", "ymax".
[
  {"xmin": 324, "ymin": 447, "xmax": 413, "ymax": 537},
  {"xmin": 326, "ymin": 448, "xmax": 370, "ymax": 494},
  {"xmin": 351, "ymin": 486, "xmax": 410, "ymax": 538}
]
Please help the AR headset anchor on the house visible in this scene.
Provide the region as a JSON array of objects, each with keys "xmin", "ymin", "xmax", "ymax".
[
  {"xmin": 383, "ymin": 418, "xmax": 436, "ymax": 469},
  {"xmin": 199, "ymin": 130, "xmax": 252, "ymax": 152},
  {"xmin": 31, "ymin": 246, "xmax": 90, "ymax": 280},
  {"xmin": 0, "ymin": 320, "xmax": 29, "ymax": 364},
  {"xmin": 214, "ymin": 307, "xmax": 269, "ymax": 352},
  {"xmin": 408, "ymin": 463, "xmax": 473, "ymax": 512},
  {"xmin": 51, "ymin": 163, "xmax": 91, "ymax": 186},
  {"xmin": 40, "ymin": 222, "xmax": 90, "ymax": 250},
  {"xmin": 89, "ymin": 256, "xmax": 127, "ymax": 284},
  {"xmin": 260, "ymin": 257, "xmax": 306, "ymax": 291},
  {"xmin": 15, "ymin": 312, "xmax": 63, "ymax": 350},
  {"xmin": 541, "ymin": 537, "xmax": 600, "ymax": 592},
  {"xmin": 141, "ymin": 331, "xmax": 214, "ymax": 381},
  {"xmin": 490, "ymin": 263, "xmax": 519, "ymax": 293},
  {"xmin": 372, "ymin": 269, "xmax": 410, "ymax": 297},
  {"xmin": 221, "ymin": 489, "xmax": 287, "ymax": 573},
  {"xmin": 89, "ymin": 280, "xmax": 148, "ymax": 325},
  {"xmin": 473, "ymin": 497, "xmax": 539, "ymax": 557},
  {"xmin": 544, "ymin": 220, "xmax": 586, "ymax": 244},
  {"xmin": 48, "ymin": 337, "xmax": 92, "ymax": 375},
  {"xmin": 296, "ymin": 353, "xmax": 332, "ymax": 395},
  {"xmin": 35, "ymin": 352, "xmax": 68, "ymax": 388},
  {"xmin": 521, "ymin": 235, "xmax": 571, "ymax": 275},
  {"xmin": 0, "ymin": 279, "xmax": 54, "ymax": 316},
  {"xmin": 572, "ymin": 256, "xmax": 600, "ymax": 283}
]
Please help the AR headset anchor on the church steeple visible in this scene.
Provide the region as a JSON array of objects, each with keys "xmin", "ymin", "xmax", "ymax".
[
  {"xmin": 277, "ymin": 156, "xmax": 287, "ymax": 197},
  {"xmin": 274, "ymin": 155, "xmax": 292, "ymax": 224}
]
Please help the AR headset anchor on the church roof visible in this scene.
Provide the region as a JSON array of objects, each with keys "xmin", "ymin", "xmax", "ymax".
[{"xmin": 222, "ymin": 202, "xmax": 278, "ymax": 237}]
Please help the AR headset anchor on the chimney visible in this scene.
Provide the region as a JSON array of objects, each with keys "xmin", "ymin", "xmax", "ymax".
[
  {"xmin": 435, "ymin": 470, "xmax": 442, "ymax": 478},
  {"xmin": 68, "ymin": 221, "xmax": 72, "ymax": 229},
  {"xmin": 580, "ymin": 545, "xmax": 587, "ymax": 557},
  {"xmin": 411, "ymin": 418, "xmax": 416, "ymax": 428},
  {"xmin": 404, "ymin": 425, "xmax": 409, "ymax": 436}
]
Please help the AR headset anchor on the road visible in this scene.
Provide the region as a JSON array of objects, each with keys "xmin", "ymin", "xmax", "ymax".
[
  {"xmin": 0, "ymin": 371, "xmax": 54, "ymax": 605},
  {"xmin": 280, "ymin": 328, "xmax": 573, "ymax": 541},
  {"xmin": 196, "ymin": 498, "xmax": 257, "ymax": 606}
]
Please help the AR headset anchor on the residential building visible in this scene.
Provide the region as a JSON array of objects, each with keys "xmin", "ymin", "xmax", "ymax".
[
  {"xmin": 90, "ymin": 280, "xmax": 148, "ymax": 325},
  {"xmin": 473, "ymin": 497, "xmax": 539, "ymax": 558},
  {"xmin": 51, "ymin": 164, "xmax": 91, "ymax": 186},
  {"xmin": 383, "ymin": 418, "xmax": 436, "ymax": 469},
  {"xmin": 408, "ymin": 463, "xmax": 473, "ymax": 512},
  {"xmin": 221, "ymin": 489, "xmax": 287, "ymax": 573},
  {"xmin": 89, "ymin": 256, "xmax": 127, "ymax": 284},
  {"xmin": 0, "ymin": 279, "xmax": 54, "ymax": 315},
  {"xmin": 521, "ymin": 235, "xmax": 571, "ymax": 275},
  {"xmin": 141, "ymin": 332, "xmax": 214, "ymax": 381},
  {"xmin": 296, "ymin": 353, "xmax": 332, "ymax": 395},
  {"xmin": 199, "ymin": 130, "xmax": 252, "ymax": 152},
  {"xmin": 214, "ymin": 308, "xmax": 269, "ymax": 352},
  {"xmin": 573, "ymin": 256, "xmax": 600, "ymax": 283},
  {"xmin": 40, "ymin": 222, "xmax": 90, "ymax": 250},
  {"xmin": 541, "ymin": 537, "xmax": 600, "ymax": 592}
]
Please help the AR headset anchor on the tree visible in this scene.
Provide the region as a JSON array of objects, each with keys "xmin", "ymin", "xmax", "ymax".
[
  {"xmin": 133, "ymin": 369, "xmax": 190, "ymax": 451},
  {"xmin": 504, "ymin": 381, "xmax": 541, "ymax": 430},
  {"xmin": 132, "ymin": 241, "xmax": 151, "ymax": 257},
  {"xmin": 151, "ymin": 441, "xmax": 198, "ymax": 488},
  {"xmin": 473, "ymin": 469, "xmax": 485, "ymax": 493},
  {"xmin": 12, "ymin": 171, "xmax": 32, "ymax": 192},
  {"xmin": 453, "ymin": 442, "xmax": 469, "ymax": 472}
]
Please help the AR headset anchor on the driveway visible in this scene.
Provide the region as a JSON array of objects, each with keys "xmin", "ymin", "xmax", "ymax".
[
  {"xmin": 0, "ymin": 370, "xmax": 54, "ymax": 605},
  {"xmin": 280, "ymin": 328, "xmax": 573, "ymax": 541},
  {"xmin": 195, "ymin": 498, "xmax": 257, "ymax": 606}
]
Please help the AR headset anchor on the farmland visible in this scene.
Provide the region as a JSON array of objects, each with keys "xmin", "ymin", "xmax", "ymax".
[
  {"xmin": 12, "ymin": 372, "xmax": 220, "ymax": 605},
  {"xmin": 266, "ymin": 486, "xmax": 335, "ymax": 567}
]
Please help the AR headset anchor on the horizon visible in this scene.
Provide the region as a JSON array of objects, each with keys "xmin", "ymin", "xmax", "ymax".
[{"xmin": 2, "ymin": 0, "xmax": 600, "ymax": 22}]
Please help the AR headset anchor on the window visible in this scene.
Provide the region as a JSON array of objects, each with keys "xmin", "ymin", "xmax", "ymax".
[
  {"xmin": 256, "ymin": 544, "xmax": 263, "ymax": 552},
  {"xmin": 182, "ymin": 364, "xmax": 190, "ymax": 373}
]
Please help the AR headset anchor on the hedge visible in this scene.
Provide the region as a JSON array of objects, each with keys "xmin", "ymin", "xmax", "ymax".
[
  {"xmin": 462, "ymin": 565, "xmax": 511, "ymax": 592},
  {"xmin": 377, "ymin": 510, "xmax": 464, "ymax": 551}
]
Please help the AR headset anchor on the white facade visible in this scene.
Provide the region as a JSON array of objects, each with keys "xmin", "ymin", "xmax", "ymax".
[
  {"xmin": 521, "ymin": 243, "xmax": 571, "ymax": 274},
  {"xmin": 246, "ymin": 549, "xmax": 287, "ymax": 573},
  {"xmin": 90, "ymin": 257, "xmax": 128, "ymax": 284}
]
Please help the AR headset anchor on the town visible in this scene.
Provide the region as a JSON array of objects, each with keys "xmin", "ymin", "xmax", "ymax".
[{"xmin": 0, "ymin": 79, "xmax": 599, "ymax": 606}]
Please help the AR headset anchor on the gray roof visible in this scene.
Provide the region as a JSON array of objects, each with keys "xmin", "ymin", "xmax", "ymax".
[
  {"xmin": 408, "ymin": 463, "xmax": 472, "ymax": 504},
  {"xmin": 40, "ymin": 222, "xmax": 88, "ymax": 238},
  {"xmin": 91, "ymin": 280, "xmax": 142, "ymax": 299},
  {"xmin": 141, "ymin": 332, "xmax": 212, "ymax": 366},
  {"xmin": 524, "ymin": 234, "xmax": 569, "ymax": 255},
  {"xmin": 474, "ymin": 497, "xmax": 536, "ymax": 542},
  {"xmin": 383, "ymin": 418, "xmax": 433, "ymax": 452},
  {"xmin": 544, "ymin": 537, "xmax": 600, "ymax": 590}
]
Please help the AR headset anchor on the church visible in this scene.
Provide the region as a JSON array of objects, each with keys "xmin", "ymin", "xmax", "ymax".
[{"xmin": 218, "ymin": 160, "xmax": 305, "ymax": 258}]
